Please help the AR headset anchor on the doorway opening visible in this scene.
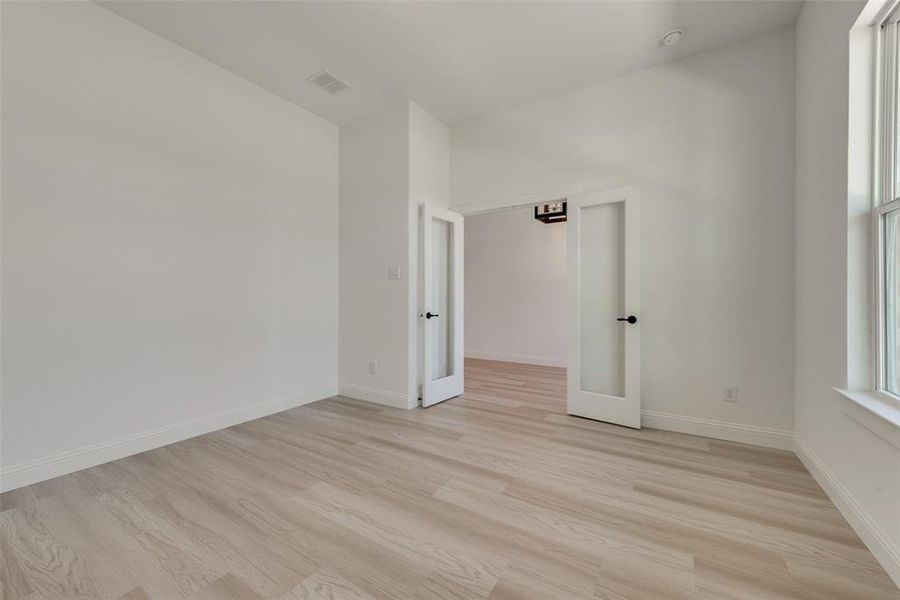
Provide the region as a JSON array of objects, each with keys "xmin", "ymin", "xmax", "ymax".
[
  {"xmin": 464, "ymin": 204, "xmax": 568, "ymax": 415},
  {"xmin": 418, "ymin": 186, "xmax": 641, "ymax": 429}
]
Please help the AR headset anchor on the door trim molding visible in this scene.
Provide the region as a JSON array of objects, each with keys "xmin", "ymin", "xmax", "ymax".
[{"xmin": 451, "ymin": 184, "xmax": 640, "ymax": 217}]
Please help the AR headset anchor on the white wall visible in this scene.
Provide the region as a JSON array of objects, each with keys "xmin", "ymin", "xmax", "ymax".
[
  {"xmin": 451, "ymin": 27, "xmax": 796, "ymax": 448},
  {"xmin": 0, "ymin": 1, "xmax": 339, "ymax": 490},
  {"xmin": 409, "ymin": 102, "xmax": 451, "ymax": 400},
  {"xmin": 465, "ymin": 207, "xmax": 566, "ymax": 367},
  {"xmin": 339, "ymin": 104, "xmax": 412, "ymax": 408},
  {"xmin": 410, "ymin": 102, "xmax": 450, "ymax": 211},
  {"xmin": 339, "ymin": 101, "xmax": 450, "ymax": 408},
  {"xmin": 795, "ymin": 0, "xmax": 900, "ymax": 584}
]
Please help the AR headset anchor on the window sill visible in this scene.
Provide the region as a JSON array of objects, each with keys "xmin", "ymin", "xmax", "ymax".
[{"xmin": 834, "ymin": 388, "xmax": 900, "ymax": 449}]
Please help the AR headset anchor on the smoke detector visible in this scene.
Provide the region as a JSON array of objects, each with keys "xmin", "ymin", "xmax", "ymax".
[
  {"xmin": 306, "ymin": 70, "xmax": 349, "ymax": 95},
  {"xmin": 659, "ymin": 29, "xmax": 684, "ymax": 47}
]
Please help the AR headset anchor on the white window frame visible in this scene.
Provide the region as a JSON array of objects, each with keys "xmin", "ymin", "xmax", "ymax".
[{"xmin": 873, "ymin": 3, "xmax": 900, "ymax": 408}]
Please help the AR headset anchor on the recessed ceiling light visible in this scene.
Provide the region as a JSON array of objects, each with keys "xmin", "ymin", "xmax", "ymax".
[{"xmin": 660, "ymin": 29, "xmax": 684, "ymax": 47}]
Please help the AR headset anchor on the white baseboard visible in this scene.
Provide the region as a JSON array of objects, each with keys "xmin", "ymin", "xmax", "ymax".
[
  {"xmin": 641, "ymin": 410, "xmax": 794, "ymax": 450},
  {"xmin": 794, "ymin": 436, "xmax": 900, "ymax": 588},
  {"xmin": 338, "ymin": 382, "xmax": 412, "ymax": 409},
  {"xmin": 464, "ymin": 351, "xmax": 566, "ymax": 368},
  {"xmin": 0, "ymin": 384, "xmax": 337, "ymax": 493}
]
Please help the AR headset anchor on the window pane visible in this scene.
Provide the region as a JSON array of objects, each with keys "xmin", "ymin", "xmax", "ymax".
[
  {"xmin": 578, "ymin": 201, "xmax": 625, "ymax": 397},
  {"xmin": 431, "ymin": 217, "xmax": 454, "ymax": 381},
  {"xmin": 885, "ymin": 210, "xmax": 900, "ymax": 395},
  {"xmin": 895, "ymin": 21, "xmax": 900, "ymax": 192}
]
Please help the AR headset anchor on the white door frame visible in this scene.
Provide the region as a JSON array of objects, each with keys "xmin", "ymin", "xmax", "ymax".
[
  {"xmin": 421, "ymin": 204, "xmax": 465, "ymax": 407},
  {"xmin": 452, "ymin": 184, "xmax": 638, "ymax": 218},
  {"xmin": 566, "ymin": 186, "xmax": 641, "ymax": 428}
]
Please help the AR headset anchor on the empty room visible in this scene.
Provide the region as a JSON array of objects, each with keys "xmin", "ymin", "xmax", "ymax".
[{"xmin": 2, "ymin": 1, "xmax": 899, "ymax": 599}]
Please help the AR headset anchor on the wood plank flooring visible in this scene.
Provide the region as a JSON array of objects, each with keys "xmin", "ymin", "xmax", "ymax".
[{"xmin": 2, "ymin": 358, "xmax": 898, "ymax": 599}]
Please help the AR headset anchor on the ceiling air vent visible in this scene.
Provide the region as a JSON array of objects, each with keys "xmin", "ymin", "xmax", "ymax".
[{"xmin": 306, "ymin": 70, "xmax": 349, "ymax": 95}]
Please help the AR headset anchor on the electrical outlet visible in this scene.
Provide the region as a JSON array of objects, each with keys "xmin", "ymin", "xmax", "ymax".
[
  {"xmin": 724, "ymin": 385, "xmax": 738, "ymax": 403},
  {"xmin": 388, "ymin": 266, "xmax": 400, "ymax": 280},
  {"xmin": 368, "ymin": 360, "xmax": 377, "ymax": 375}
]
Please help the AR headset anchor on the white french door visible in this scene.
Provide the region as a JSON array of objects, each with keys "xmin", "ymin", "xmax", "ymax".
[
  {"xmin": 421, "ymin": 205, "xmax": 464, "ymax": 407},
  {"xmin": 567, "ymin": 188, "xmax": 641, "ymax": 428}
]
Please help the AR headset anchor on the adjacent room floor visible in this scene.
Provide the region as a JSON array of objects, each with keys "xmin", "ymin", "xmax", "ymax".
[{"xmin": 1, "ymin": 358, "xmax": 897, "ymax": 599}]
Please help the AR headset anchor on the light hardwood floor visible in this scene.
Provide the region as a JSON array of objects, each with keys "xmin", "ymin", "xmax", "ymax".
[{"xmin": 2, "ymin": 358, "xmax": 898, "ymax": 599}]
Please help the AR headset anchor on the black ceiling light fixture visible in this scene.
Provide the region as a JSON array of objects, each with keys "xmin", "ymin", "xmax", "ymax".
[{"xmin": 534, "ymin": 200, "xmax": 567, "ymax": 223}]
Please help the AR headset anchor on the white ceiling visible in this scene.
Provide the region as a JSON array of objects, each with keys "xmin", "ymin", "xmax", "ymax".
[{"xmin": 100, "ymin": 1, "xmax": 803, "ymax": 126}]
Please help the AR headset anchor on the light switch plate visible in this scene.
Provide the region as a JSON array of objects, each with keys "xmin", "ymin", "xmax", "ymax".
[{"xmin": 388, "ymin": 266, "xmax": 401, "ymax": 280}]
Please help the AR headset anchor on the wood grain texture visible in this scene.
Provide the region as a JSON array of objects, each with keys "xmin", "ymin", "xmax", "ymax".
[{"xmin": 2, "ymin": 358, "xmax": 897, "ymax": 599}]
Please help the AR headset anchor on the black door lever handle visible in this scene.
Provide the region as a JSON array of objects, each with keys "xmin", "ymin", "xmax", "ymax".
[
  {"xmin": 425, "ymin": 312, "xmax": 439, "ymax": 319},
  {"xmin": 616, "ymin": 315, "xmax": 637, "ymax": 324}
]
